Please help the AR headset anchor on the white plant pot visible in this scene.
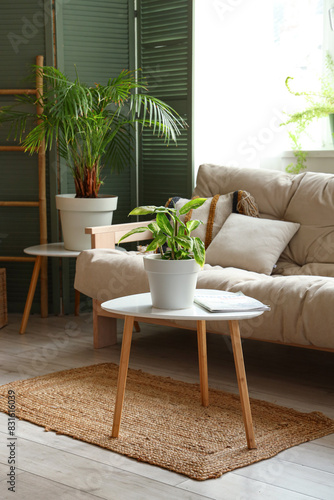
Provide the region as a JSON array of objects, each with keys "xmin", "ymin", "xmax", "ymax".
[
  {"xmin": 143, "ymin": 254, "xmax": 200, "ymax": 310},
  {"xmin": 56, "ymin": 194, "xmax": 118, "ymax": 251}
]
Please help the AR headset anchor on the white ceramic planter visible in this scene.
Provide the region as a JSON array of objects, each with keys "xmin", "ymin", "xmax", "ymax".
[
  {"xmin": 143, "ymin": 254, "xmax": 200, "ymax": 310},
  {"xmin": 56, "ymin": 194, "xmax": 118, "ymax": 251}
]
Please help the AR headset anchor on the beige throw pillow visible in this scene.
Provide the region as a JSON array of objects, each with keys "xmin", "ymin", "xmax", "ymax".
[
  {"xmin": 174, "ymin": 193, "xmax": 234, "ymax": 245},
  {"xmin": 169, "ymin": 190, "xmax": 258, "ymax": 249},
  {"xmin": 205, "ymin": 213, "xmax": 300, "ymax": 275}
]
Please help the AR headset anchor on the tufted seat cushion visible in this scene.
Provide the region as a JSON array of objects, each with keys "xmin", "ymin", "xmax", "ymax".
[{"xmin": 75, "ymin": 248, "xmax": 334, "ymax": 349}]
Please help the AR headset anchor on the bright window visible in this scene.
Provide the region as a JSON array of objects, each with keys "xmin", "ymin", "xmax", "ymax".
[{"xmin": 194, "ymin": 0, "xmax": 332, "ymax": 172}]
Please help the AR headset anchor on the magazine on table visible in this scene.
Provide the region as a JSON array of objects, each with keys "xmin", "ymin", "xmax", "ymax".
[{"xmin": 194, "ymin": 290, "xmax": 270, "ymax": 313}]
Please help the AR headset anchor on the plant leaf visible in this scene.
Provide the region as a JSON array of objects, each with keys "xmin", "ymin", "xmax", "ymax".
[
  {"xmin": 129, "ymin": 206, "xmax": 157, "ymax": 215},
  {"xmin": 174, "ymin": 236, "xmax": 193, "ymax": 250},
  {"xmin": 118, "ymin": 226, "xmax": 150, "ymax": 243},
  {"xmin": 156, "ymin": 212, "xmax": 173, "ymax": 236},
  {"xmin": 192, "ymin": 237, "xmax": 206, "ymax": 267},
  {"xmin": 146, "ymin": 234, "xmax": 167, "ymax": 252},
  {"xmin": 179, "ymin": 198, "xmax": 207, "ymax": 215},
  {"xmin": 186, "ymin": 219, "xmax": 201, "ymax": 233},
  {"xmin": 147, "ymin": 221, "xmax": 160, "ymax": 236}
]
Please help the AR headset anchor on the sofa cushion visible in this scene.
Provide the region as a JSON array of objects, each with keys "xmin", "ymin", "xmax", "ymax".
[
  {"xmin": 193, "ymin": 164, "xmax": 334, "ymax": 273},
  {"xmin": 192, "ymin": 164, "xmax": 300, "ymax": 220},
  {"xmin": 273, "ymin": 260, "xmax": 334, "ymax": 277},
  {"xmin": 172, "ymin": 193, "xmax": 234, "ymax": 247},
  {"xmin": 281, "ymin": 171, "xmax": 334, "ymax": 267},
  {"xmin": 195, "ymin": 266, "xmax": 334, "ymax": 349},
  {"xmin": 74, "ymin": 249, "xmax": 334, "ymax": 349},
  {"xmin": 205, "ymin": 213, "xmax": 300, "ymax": 275},
  {"xmin": 74, "ymin": 249, "xmax": 149, "ymax": 303},
  {"xmin": 168, "ymin": 190, "xmax": 258, "ymax": 249}
]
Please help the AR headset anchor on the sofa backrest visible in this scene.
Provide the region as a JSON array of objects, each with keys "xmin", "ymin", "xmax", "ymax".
[{"xmin": 193, "ymin": 164, "xmax": 334, "ymax": 270}]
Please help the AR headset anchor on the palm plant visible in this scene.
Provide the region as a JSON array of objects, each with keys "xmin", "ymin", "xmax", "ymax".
[
  {"xmin": 281, "ymin": 53, "xmax": 334, "ymax": 173},
  {"xmin": 0, "ymin": 66, "xmax": 186, "ymax": 197}
]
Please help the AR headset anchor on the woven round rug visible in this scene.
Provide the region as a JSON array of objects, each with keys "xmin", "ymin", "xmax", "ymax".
[{"xmin": 0, "ymin": 363, "xmax": 333, "ymax": 481}]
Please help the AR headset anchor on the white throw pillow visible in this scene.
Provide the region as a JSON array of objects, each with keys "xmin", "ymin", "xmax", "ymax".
[
  {"xmin": 205, "ymin": 213, "xmax": 300, "ymax": 275},
  {"xmin": 174, "ymin": 193, "xmax": 234, "ymax": 244}
]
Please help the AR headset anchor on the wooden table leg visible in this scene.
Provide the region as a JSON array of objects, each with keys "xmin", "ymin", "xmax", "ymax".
[
  {"xmin": 228, "ymin": 320, "xmax": 257, "ymax": 449},
  {"xmin": 40, "ymin": 255, "xmax": 48, "ymax": 318},
  {"xmin": 197, "ymin": 320, "xmax": 209, "ymax": 407},
  {"xmin": 112, "ymin": 315, "xmax": 135, "ymax": 438},
  {"xmin": 19, "ymin": 256, "xmax": 42, "ymax": 335}
]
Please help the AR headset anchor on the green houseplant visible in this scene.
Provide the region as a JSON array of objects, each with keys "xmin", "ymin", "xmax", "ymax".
[
  {"xmin": 281, "ymin": 54, "xmax": 334, "ymax": 173},
  {"xmin": 119, "ymin": 198, "xmax": 207, "ymax": 309},
  {"xmin": 0, "ymin": 65, "xmax": 186, "ymax": 197},
  {"xmin": 0, "ymin": 66, "xmax": 186, "ymax": 250}
]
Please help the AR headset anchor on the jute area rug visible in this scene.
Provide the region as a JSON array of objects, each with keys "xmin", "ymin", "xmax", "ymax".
[{"xmin": 0, "ymin": 363, "xmax": 333, "ymax": 481}]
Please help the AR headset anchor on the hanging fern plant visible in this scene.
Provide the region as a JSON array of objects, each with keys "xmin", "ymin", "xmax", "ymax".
[{"xmin": 281, "ymin": 53, "xmax": 334, "ymax": 173}]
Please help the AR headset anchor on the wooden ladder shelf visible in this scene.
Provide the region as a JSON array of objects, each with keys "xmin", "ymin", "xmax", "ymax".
[{"xmin": 0, "ymin": 55, "xmax": 48, "ymax": 322}]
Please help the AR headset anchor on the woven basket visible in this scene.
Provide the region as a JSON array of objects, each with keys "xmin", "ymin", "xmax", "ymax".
[{"xmin": 0, "ymin": 268, "xmax": 8, "ymax": 328}]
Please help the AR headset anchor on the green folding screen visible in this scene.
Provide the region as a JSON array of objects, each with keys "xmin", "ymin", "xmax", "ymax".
[
  {"xmin": 0, "ymin": 0, "xmax": 193, "ymax": 313},
  {"xmin": 137, "ymin": 0, "xmax": 193, "ymax": 206}
]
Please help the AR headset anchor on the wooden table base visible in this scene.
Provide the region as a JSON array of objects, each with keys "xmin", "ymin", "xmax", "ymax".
[
  {"xmin": 112, "ymin": 315, "xmax": 134, "ymax": 438},
  {"xmin": 229, "ymin": 320, "xmax": 256, "ymax": 449},
  {"xmin": 20, "ymin": 257, "xmax": 81, "ymax": 335},
  {"xmin": 111, "ymin": 316, "xmax": 256, "ymax": 449},
  {"xmin": 20, "ymin": 256, "xmax": 42, "ymax": 334}
]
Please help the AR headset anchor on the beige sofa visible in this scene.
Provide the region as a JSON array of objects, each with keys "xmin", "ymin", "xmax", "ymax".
[{"xmin": 74, "ymin": 164, "xmax": 334, "ymax": 352}]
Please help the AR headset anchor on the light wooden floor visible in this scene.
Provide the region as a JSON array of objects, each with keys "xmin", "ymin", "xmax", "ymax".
[{"xmin": 0, "ymin": 312, "xmax": 333, "ymax": 500}]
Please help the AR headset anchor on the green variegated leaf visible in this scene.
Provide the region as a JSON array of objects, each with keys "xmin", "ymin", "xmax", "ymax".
[
  {"xmin": 179, "ymin": 198, "xmax": 207, "ymax": 215},
  {"xmin": 123, "ymin": 201, "xmax": 206, "ymax": 264},
  {"xmin": 174, "ymin": 236, "xmax": 192, "ymax": 249},
  {"xmin": 162, "ymin": 250, "xmax": 173, "ymax": 260},
  {"xmin": 193, "ymin": 237, "xmax": 205, "ymax": 267},
  {"xmin": 177, "ymin": 225, "xmax": 186, "ymax": 237},
  {"xmin": 156, "ymin": 212, "xmax": 173, "ymax": 236},
  {"xmin": 155, "ymin": 206, "xmax": 175, "ymax": 214},
  {"xmin": 118, "ymin": 226, "xmax": 151, "ymax": 243},
  {"xmin": 167, "ymin": 237, "xmax": 176, "ymax": 254},
  {"xmin": 174, "ymin": 250, "xmax": 191, "ymax": 260},
  {"xmin": 174, "ymin": 213, "xmax": 186, "ymax": 230},
  {"xmin": 148, "ymin": 221, "xmax": 160, "ymax": 236},
  {"xmin": 146, "ymin": 234, "xmax": 167, "ymax": 252},
  {"xmin": 129, "ymin": 206, "xmax": 156, "ymax": 216},
  {"xmin": 186, "ymin": 219, "xmax": 202, "ymax": 233}
]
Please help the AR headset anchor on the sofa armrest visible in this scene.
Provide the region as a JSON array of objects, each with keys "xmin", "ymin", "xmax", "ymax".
[{"xmin": 85, "ymin": 221, "xmax": 153, "ymax": 249}]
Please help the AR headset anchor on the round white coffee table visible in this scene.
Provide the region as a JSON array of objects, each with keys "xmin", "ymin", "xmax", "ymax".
[
  {"xmin": 20, "ymin": 243, "xmax": 81, "ymax": 334},
  {"xmin": 102, "ymin": 291, "xmax": 265, "ymax": 449}
]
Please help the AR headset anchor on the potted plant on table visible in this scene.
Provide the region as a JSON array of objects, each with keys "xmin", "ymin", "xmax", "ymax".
[
  {"xmin": 119, "ymin": 198, "xmax": 206, "ymax": 310},
  {"xmin": 281, "ymin": 53, "xmax": 334, "ymax": 173},
  {"xmin": 0, "ymin": 66, "xmax": 186, "ymax": 250}
]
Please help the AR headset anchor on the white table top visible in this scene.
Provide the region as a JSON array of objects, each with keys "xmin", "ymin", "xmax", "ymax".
[
  {"xmin": 101, "ymin": 291, "xmax": 265, "ymax": 322},
  {"xmin": 24, "ymin": 243, "xmax": 81, "ymax": 258}
]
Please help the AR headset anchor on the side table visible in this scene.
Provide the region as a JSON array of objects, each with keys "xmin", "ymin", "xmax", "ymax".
[
  {"xmin": 20, "ymin": 243, "xmax": 81, "ymax": 334},
  {"xmin": 102, "ymin": 291, "xmax": 266, "ymax": 449}
]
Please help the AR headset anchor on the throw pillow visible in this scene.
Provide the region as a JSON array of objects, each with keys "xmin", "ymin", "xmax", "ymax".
[
  {"xmin": 166, "ymin": 191, "xmax": 259, "ymax": 249},
  {"xmin": 205, "ymin": 213, "xmax": 300, "ymax": 275}
]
